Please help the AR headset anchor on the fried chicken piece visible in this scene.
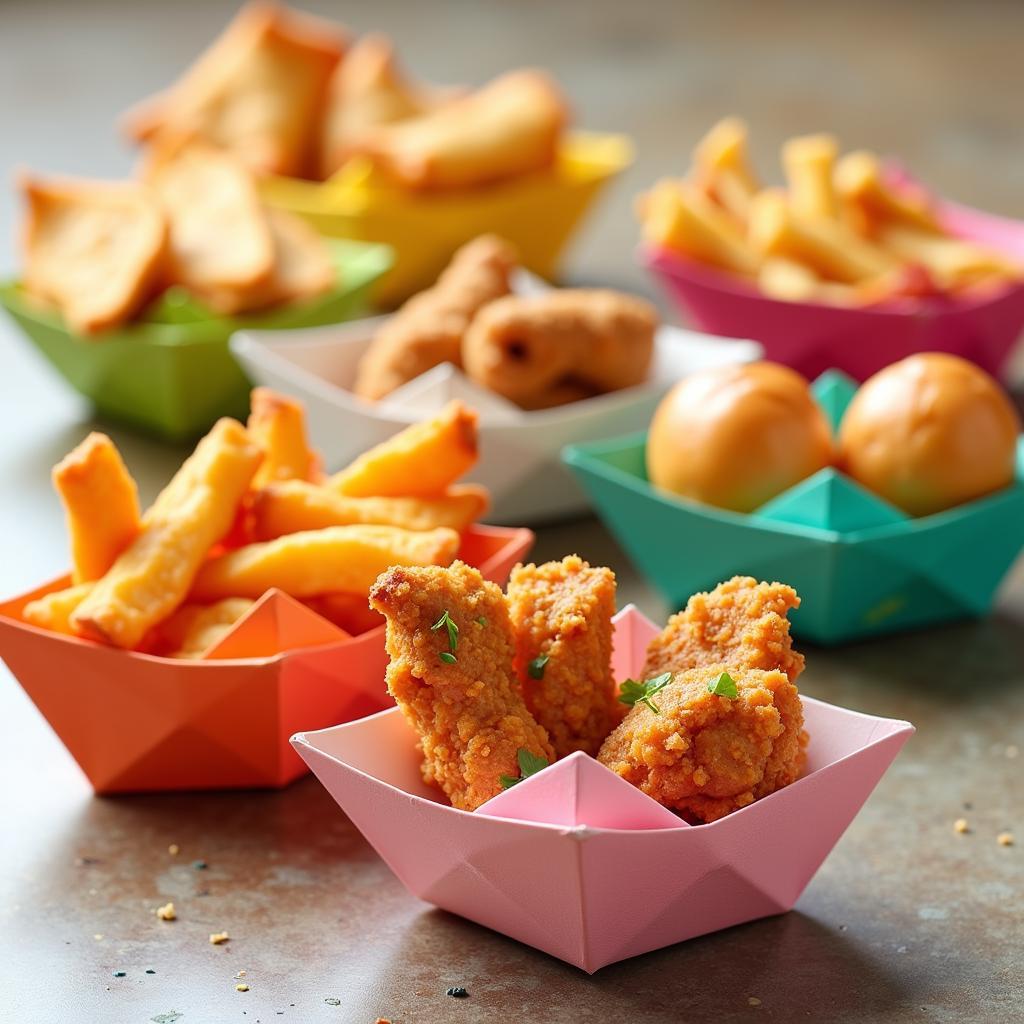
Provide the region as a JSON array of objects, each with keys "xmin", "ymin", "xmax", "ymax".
[
  {"xmin": 369, "ymin": 560, "xmax": 553, "ymax": 811},
  {"xmin": 598, "ymin": 664, "xmax": 807, "ymax": 822},
  {"xmin": 506, "ymin": 556, "xmax": 617, "ymax": 758},
  {"xmin": 643, "ymin": 576, "xmax": 804, "ymax": 683},
  {"xmin": 353, "ymin": 235, "xmax": 517, "ymax": 401}
]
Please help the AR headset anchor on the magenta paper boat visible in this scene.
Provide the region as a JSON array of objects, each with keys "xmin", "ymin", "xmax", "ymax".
[
  {"xmin": 642, "ymin": 189, "xmax": 1024, "ymax": 382},
  {"xmin": 292, "ymin": 605, "xmax": 913, "ymax": 972}
]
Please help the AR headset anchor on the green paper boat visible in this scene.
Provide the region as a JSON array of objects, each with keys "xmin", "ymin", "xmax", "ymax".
[
  {"xmin": 0, "ymin": 240, "xmax": 392, "ymax": 440},
  {"xmin": 564, "ymin": 370, "xmax": 1024, "ymax": 644}
]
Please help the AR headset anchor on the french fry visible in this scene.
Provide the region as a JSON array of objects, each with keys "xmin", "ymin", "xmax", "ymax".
[
  {"xmin": 834, "ymin": 151, "xmax": 941, "ymax": 233},
  {"xmin": 20, "ymin": 173, "xmax": 167, "ymax": 335},
  {"xmin": 693, "ymin": 117, "xmax": 759, "ymax": 223},
  {"xmin": 329, "ymin": 400, "xmax": 479, "ymax": 498},
  {"xmin": 782, "ymin": 134, "xmax": 839, "ymax": 220},
  {"xmin": 157, "ymin": 597, "xmax": 255, "ymax": 658},
  {"xmin": 23, "ymin": 583, "xmax": 93, "ymax": 636},
  {"xmin": 304, "ymin": 592, "xmax": 383, "ymax": 636},
  {"xmin": 640, "ymin": 179, "xmax": 760, "ymax": 275},
  {"xmin": 70, "ymin": 418, "xmax": 263, "ymax": 649},
  {"xmin": 190, "ymin": 525, "xmax": 461, "ymax": 601},
  {"xmin": 876, "ymin": 225, "xmax": 1019, "ymax": 290},
  {"xmin": 748, "ymin": 189, "xmax": 898, "ymax": 283},
  {"xmin": 247, "ymin": 387, "xmax": 319, "ymax": 488},
  {"xmin": 53, "ymin": 433, "xmax": 141, "ymax": 583},
  {"xmin": 757, "ymin": 256, "xmax": 823, "ymax": 302},
  {"xmin": 250, "ymin": 480, "xmax": 489, "ymax": 539}
]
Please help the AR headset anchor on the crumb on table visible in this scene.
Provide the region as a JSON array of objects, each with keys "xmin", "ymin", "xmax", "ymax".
[
  {"xmin": 210, "ymin": 931, "xmax": 230, "ymax": 945},
  {"xmin": 235, "ymin": 983, "xmax": 249, "ymax": 992},
  {"xmin": 156, "ymin": 902, "xmax": 177, "ymax": 921},
  {"xmin": 997, "ymin": 832, "xmax": 1014, "ymax": 847},
  {"xmin": 953, "ymin": 818, "xmax": 969, "ymax": 835},
  {"xmin": 168, "ymin": 844, "xmax": 180, "ymax": 856}
]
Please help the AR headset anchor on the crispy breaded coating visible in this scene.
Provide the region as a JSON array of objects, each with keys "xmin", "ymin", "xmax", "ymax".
[
  {"xmin": 598, "ymin": 664, "xmax": 807, "ymax": 822},
  {"xmin": 643, "ymin": 576, "xmax": 804, "ymax": 683},
  {"xmin": 507, "ymin": 556, "xmax": 617, "ymax": 758},
  {"xmin": 370, "ymin": 560, "xmax": 553, "ymax": 811}
]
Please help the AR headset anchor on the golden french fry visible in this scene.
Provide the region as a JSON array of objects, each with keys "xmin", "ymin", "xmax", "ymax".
[
  {"xmin": 834, "ymin": 151, "xmax": 941, "ymax": 233},
  {"xmin": 748, "ymin": 189, "xmax": 897, "ymax": 283},
  {"xmin": 877, "ymin": 225, "xmax": 1020, "ymax": 290},
  {"xmin": 640, "ymin": 179, "xmax": 760, "ymax": 275},
  {"xmin": 20, "ymin": 173, "xmax": 167, "ymax": 335},
  {"xmin": 329, "ymin": 400, "xmax": 479, "ymax": 498},
  {"xmin": 782, "ymin": 134, "xmax": 839, "ymax": 220},
  {"xmin": 53, "ymin": 433, "xmax": 141, "ymax": 583},
  {"xmin": 22, "ymin": 583, "xmax": 93, "ymax": 636},
  {"xmin": 157, "ymin": 597, "xmax": 255, "ymax": 658},
  {"xmin": 358, "ymin": 69, "xmax": 566, "ymax": 189},
  {"xmin": 304, "ymin": 592, "xmax": 383, "ymax": 636},
  {"xmin": 250, "ymin": 480, "xmax": 489, "ymax": 539},
  {"xmin": 71, "ymin": 418, "xmax": 263, "ymax": 649},
  {"xmin": 693, "ymin": 117, "xmax": 759, "ymax": 222},
  {"xmin": 757, "ymin": 256, "xmax": 823, "ymax": 302},
  {"xmin": 190, "ymin": 525, "xmax": 461, "ymax": 601},
  {"xmin": 247, "ymin": 387, "xmax": 319, "ymax": 488}
]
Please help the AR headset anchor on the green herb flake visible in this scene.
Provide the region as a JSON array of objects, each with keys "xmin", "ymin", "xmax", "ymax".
[
  {"xmin": 707, "ymin": 671, "xmax": 738, "ymax": 699},
  {"xmin": 527, "ymin": 653, "xmax": 549, "ymax": 680},
  {"xmin": 430, "ymin": 609, "xmax": 459, "ymax": 654},
  {"xmin": 438, "ymin": 651, "xmax": 457, "ymax": 665},
  {"xmin": 499, "ymin": 748, "xmax": 550, "ymax": 789},
  {"xmin": 618, "ymin": 672, "xmax": 673, "ymax": 714},
  {"xmin": 475, "ymin": 616, "xmax": 487, "ymax": 627}
]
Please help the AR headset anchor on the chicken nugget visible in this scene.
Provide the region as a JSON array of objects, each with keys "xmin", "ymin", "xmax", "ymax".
[
  {"xmin": 370, "ymin": 560, "xmax": 553, "ymax": 810},
  {"xmin": 643, "ymin": 576, "xmax": 804, "ymax": 683},
  {"xmin": 507, "ymin": 556, "xmax": 617, "ymax": 757},
  {"xmin": 598, "ymin": 664, "xmax": 807, "ymax": 822}
]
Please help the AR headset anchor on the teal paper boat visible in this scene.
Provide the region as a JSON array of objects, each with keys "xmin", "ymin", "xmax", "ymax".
[
  {"xmin": 0, "ymin": 240, "xmax": 392, "ymax": 441},
  {"xmin": 564, "ymin": 371, "xmax": 1024, "ymax": 644}
]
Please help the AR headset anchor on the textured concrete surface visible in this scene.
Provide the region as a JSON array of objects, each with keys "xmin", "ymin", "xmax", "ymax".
[{"xmin": 1, "ymin": 1, "xmax": 1022, "ymax": 1021}]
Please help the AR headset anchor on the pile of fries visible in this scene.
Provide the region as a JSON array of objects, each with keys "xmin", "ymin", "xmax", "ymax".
[
  {"xmin": 638, "ymin": 118, "xmax": 1022, "ymax": 307},
  {"xmin": 22, "ymin": 393, "xmax": 489, "ymax": 657},
  {"xmin": 121, "ymin": 1, "xmax": 569, "ymax": 189},
  {"xmin": 19, "ymin": 140, "xmax": 335, "ymax": 336}
]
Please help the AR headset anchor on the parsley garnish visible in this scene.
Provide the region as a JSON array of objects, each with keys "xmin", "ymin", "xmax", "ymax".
[
  {"xmin": 499, "ymin": 748, "xmax": 550, "ymax": 789},
  {"xmin": 618, "ymin": 672, "xmax": 673, "ymax": 714},
  {"xmin": 431, "ymin": 609, "xmax": 459, "ymax": 659},
  {"xmin": 438, "ymin": 651, "xmax": 457, "ymax": 665},
  {"xmin": 707, "ymin": 671, "xmax": 738, "ymax": 698},
  {"xmin": 527, "ymin": 654, "xmax": 549, "ymax": 679}
]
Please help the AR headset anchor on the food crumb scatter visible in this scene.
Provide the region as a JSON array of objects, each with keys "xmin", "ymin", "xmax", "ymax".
[
  {"xmin": 210, "ymin": 931, "xmax": 230, "ymax": 945},
  {"xmin": 157, "ymin": 901, "xmax": 177, "ymax": 921},
  {"xmin": 236, "ymin": 983, "xmax": 249, "ymax": 992},
  {"xmin": 997, "ymin": 832, "xmax": 1014, "ymax": 847},
  {"xmin": 236, "ymin": 970, "xmax": 247, "ymax": 979},
  {"xmin": 94, "ymin": 933, "xmax": 104, "ymax": 940},
  {"xmin": 168, "ymin": 844, "xmax": 180, "ymax": 856},
  {"xmin": 324, "ymin": 997, "xmax": 341, "ymax": 1006},
  {"xmin": 748, "ymin": 996, "xmax": 762, "ymax": 1006},
  {"xmin": 953, "ymin": 818, "xmax": 969, "ymax": 835},
  {"xmin": 446, "ymin": 987, "xmax": 469, "ymax": 998}
]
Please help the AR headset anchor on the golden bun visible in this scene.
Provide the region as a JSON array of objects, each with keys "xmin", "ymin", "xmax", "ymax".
[
  {"xmin": 646, "ymin": 362, "xmax": 833, "ymax": 512},
  {"xmin": 838, "ymin": 353, "xmax": 1020, "ymax": 516}
]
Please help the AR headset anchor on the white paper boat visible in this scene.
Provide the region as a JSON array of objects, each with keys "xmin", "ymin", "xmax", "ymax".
[{"xmin": 231, "ymin": 275, "xmax": 762, "ymax": 522}]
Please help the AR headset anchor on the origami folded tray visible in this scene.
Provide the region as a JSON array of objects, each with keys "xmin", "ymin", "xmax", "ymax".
[
  {"xmin": 231, "ymin": 273, "xmax": 761, "ymax": 524},
  {"xmin": 641, "ymin": 190, "xmax": 1024, "ymax": 382},
  {"xmin": 261, "ymin": 132, "xmax": 633, "ymax": 307},
  {"xmin": 293, "ymin": 605, "xmax": 913, "ymax": 972},
  {"xmin": 0, "ymin": 241, "xmax": 392, "ymax": 440},
  {"xmin": 564, "ymin": 371, "xmax": 1024, "ymax": 645},
  {"xmin": 0, "ymin": 524, "xmax": 531, "ymax": 793}
]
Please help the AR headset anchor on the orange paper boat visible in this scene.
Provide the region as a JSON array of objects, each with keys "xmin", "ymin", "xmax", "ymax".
[{"xmin": 0, "ymin": 525, "xmax": 532, "ymax": 793}]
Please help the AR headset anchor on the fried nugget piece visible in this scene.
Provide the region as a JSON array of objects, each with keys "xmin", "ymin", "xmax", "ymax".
[
  {"xmin": 370, "ymin": 560, "xmax": 553, "ymax": 810},
  {"xmin": 357, "ymin": 69, "xmax": 567, "ymax": 190},
  {"xmin": 506, "ymin": 556, "xmax": 617, "ymax": 758},
  {"xmin": 20, "ymin": 173, "xmax": 167, "ymax": 335},
  {"xmin": 598, "ymin": 664, "xmax": 807, "ymax": 822},
  {"xmin": 261, "ymin": 207, "xmax": 335, "ymax": 306},
  {"xmin": 123, "ymin": 2, "xmax": 347, "ymax": 178},
  {"xmin": 353, "ymin": 235, "xmax": 517, "ymax": 400},
  {"xmin": 643, "ymin": 576, "xmax": 804, "ymax": 683},
  {"xmin": 462, "ymin": 289, "xmax": 657, "ymax": 409}
]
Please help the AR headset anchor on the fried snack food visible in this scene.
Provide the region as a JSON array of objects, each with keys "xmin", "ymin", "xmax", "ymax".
[
  {"xmin": 353, "ymin": 235, "xmax": 516, "ymax": 400},
  {"xmin": 506, "ymin": 556, "xmax": 617, "ymax": 758},
  {"xmin": 370, "ymin": 560, "xmax": 554, "ymax": 810},
  {"xmin": 248, "ymin": 387, "xmax": 319, "ymax": 488},
  {"xmin": 330, "ymin": 400, "xmax": 479, "ymax": 498},
  {"xmin": 642, "ymin": 576, "xmax": 804, "ymax": 684},
  {"xmin": 70, "ymin": 418, "xmax": 263, "ymax": 649},
  {"xmin": 692, "ymin": 117, "xmax": 759, "ymax": 223},
  {"xmin": 303, "ymin": 592, "xmax": 384, "ymax": 636},
  {"xmin": 834, "ymin": 151, "xmax": 940, "ymax": 233},
  {"xmin": 190, "ymin": 524, "xmax": 460, "ymax": 601},
  {"xmin": 123, "ymin": 2, "xmax": 347, "ymax": 178},
  {"xmin": 597, "ymin": 663, "xmax": 806, "ymax": 822},
  {"xmin": 462, "ymin": 290, "xmax": 657, "ymax": 409},
  {"xmin": 157, "ymin": 597, "xmax": 255, "ymax": 658},
  {"xmin": 874, "ymin": 225, "xmax": 1018, "ymax": 292},
  {"xmin": 251, "ymin": 480, "xmax": 489, "ymax": 539},
  {"xmin": 357, "ymin": 69, "xmax": 567, "ymax": 190},
  {"xmin": 262, "ymin": 207, "xmax": 335, "ymax": 306},
  {"xmin": 22, "ymin": 583, "xmax": 93, "ymax": 636},
  {"xmin": 52, "ymin": 433, "xmax": 141, "ymax": 584},
  {"xmin": 20, "ymin": 174, "xmax": 167, "ymax": 334},
  {"xmin": 782, "ymin": 134, "xmax": 839, "ymax": 221}
]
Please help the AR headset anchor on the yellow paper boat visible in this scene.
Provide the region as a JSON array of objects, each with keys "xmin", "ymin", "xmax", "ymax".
[{"xmin": 261, "ymin": 132, "xmax": 633, "ymax": 306}]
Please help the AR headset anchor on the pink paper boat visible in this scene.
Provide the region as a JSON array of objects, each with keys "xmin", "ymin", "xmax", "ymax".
[
  {"xmin": 293, "ymin": 605, "xmax": 913, "ymax": 972},
  {"xmin": 641, "ymin": 191, "xmax": 1024, "ymax": 382},
  {"xmin": 0, "ymin": 524, "xmax": 532, "ymax": 793}
]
